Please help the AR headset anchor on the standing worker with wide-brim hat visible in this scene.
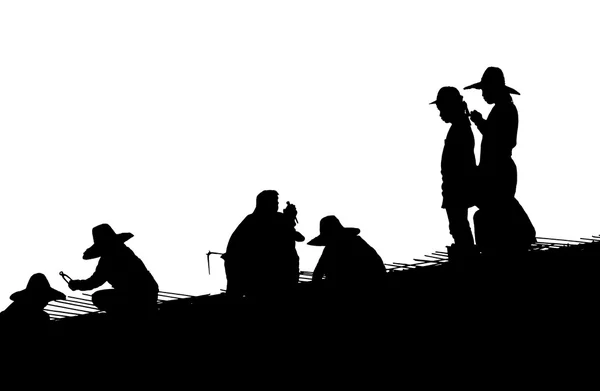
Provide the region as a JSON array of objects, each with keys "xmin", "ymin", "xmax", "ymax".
[
  {"xmin": 67, "ymin": 223, "xmax": 159, "ymax": 321},
  {"xmin": 464, "ymin": 67, "xmax": 536, "ymax": 254},
  {"xmin": 465, "ymin": 66, "xmax": 521, "ymax": 206}
]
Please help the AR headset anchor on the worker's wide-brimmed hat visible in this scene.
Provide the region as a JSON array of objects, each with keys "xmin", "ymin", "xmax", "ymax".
[
  {"xmin": 308, "ymin": 215, "xmax": 360, "ymax": 246},
  {"xmin": 10, "ymin": 273, "xmax": 66, "ymax": 302},
  {"xmin": 464, "ymin": 67, "xmax": 520, "ymax": 95},
  {"xmin": 83, "ymin": 223, "xmax": 133, "ymax": 260},
  {"xmin": 430, "ymin": 86, "xmax": 464, "ymax": 105}
]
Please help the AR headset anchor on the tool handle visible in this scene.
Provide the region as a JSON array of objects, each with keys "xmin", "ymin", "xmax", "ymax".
[{"xmin": 59, "ymin": 271, "xmax": 72, "ymax": 284}]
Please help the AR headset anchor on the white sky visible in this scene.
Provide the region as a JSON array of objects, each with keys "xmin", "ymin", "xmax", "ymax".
[{"xmin": 1, "ymin": 1, "xmax": 599, "ymax": 311}]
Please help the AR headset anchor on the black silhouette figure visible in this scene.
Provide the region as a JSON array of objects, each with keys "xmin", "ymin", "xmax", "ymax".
[
  {"xmin": 68, "ymin": 224, "xmax": 159, "ymax": 319},
  {"xmin": 309, "ymin": 216, "xmax": 386, "ymax": 298},
  {"xmin": 0, "ymin": 273, "xmax": 65, "ymax": 341},
  {"xmin": 222, "ymin": 190, "xmax": 305, "ymax": 299},
  {"xmin": 431, "ymin": 86, "xmax": 478, "ymax": 259},
  {"xmin": 465, "ymin": 67, "xmax": 536, "ymax": 254}
]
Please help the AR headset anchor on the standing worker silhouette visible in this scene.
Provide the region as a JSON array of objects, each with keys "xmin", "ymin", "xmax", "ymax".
[
  {"xmin": 464, "ymin": 67, "xmax": 536, "ymax": 254},
  {"xmin": 68, "ymin": 224, "xmax": 159, "ymax": 321},
  {"xmin": 431, "ymin": 86, "xmax": 477, "ymax": 260}
]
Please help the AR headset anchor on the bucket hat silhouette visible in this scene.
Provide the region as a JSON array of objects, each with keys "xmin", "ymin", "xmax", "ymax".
[
  {"xmin": 465, "ymin": 67, "xmax": 520, "ymax": 95},
  {"xmin": 430, "ymin": 86, "xmax": 464, "ymax": 105},
  {"xmin": 307, "ymin": 216, "xmax": 360, "ymax": 246},
  {"xmin": 83, "ymin": 223, "xmax": 134, "ymax": 260},
  {"xmin": 9, "ymin": 273, "xmax": 66, "ymax": 302}
]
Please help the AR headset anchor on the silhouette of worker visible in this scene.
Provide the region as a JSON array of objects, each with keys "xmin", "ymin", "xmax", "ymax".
[
  {"xmin": 465, "ymin": 67, "xmax": 536, "ymax": 254},
  {"xmin": 465, "ymin": 67, "xmax": 521, "ymax": 206},
  {"xmin": 309, "ymin": 216, "xmax": 386, "ymax": 298},
  {"xmin": 0, "ymin": 273, "xmax": 66, "ymax": 342},
  {"xmin": 222, "ymin": 190, "xmax": 305, "ymax": 300},
  {"xmin": 431, "ymin": 87, "xmax": 477, "ymax": 259},
  {"xmin": 68, "ymin": 224, "xmax": 159, "ymax": 320}
]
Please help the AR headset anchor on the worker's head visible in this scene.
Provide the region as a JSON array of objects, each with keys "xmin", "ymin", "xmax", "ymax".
[
  {"xmin": 83, "ymin": 223, "xmax": 133, "ymax": 259},
  {"xmin": 307, "ymin": 215, "xmax": 360, "ymax": 246},
  {"xmin": 255, "ymin": 190, "xmax": 279, "ymax": 214},
  {"xmin": 430, "ymin": 86, "xmax": 467, "ymax": 123},
  {"xmin": 464, "ymin": 67, "xmax": 519, "ymax": 104},
  {"xmin": 9, "ymin": 273, "xmax": 66, "ymax": 307}
]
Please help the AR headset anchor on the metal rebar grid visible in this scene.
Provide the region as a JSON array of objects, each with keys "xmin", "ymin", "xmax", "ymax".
[
  {"xmin": 45, "ymin": 233, "xmax": 600, "ymax": 320},
  {"xmin": 47, "ymin": 290, "xmax": 196, "ymax": 320},
  {"xmin": 55, "ymin": 299, "xmax": 98, "ymax": 311}
]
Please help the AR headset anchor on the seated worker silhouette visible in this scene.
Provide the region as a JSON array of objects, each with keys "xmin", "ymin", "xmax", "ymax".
[
  {"xmin": 309, "ymin": 216, "xmax": 386, "ymax": 299},
  {"xmin": 464, "ymin": 67, "xmax": 536, "ymax": 255},
  {"xmin": 0, "ymin": 273, "xmax": 66, "ymax": 341},
  {"xmin": 430, "ymin": 86, "xmax": 478, "ymax": 260},
  {"xmin": 68, "ymin": 224, "xmax": 159, "ymax": 319},
  {"xmin": 222, "ymin": 190, "xmax": 305, "ymax": 300}
]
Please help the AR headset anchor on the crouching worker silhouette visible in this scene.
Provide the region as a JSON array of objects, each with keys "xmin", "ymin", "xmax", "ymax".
[
  {"xmin": 309, "ymin": 216, "xmax": 386, "ymax": 302},
  {"xmin": 430, "ymin": 86, "xmax": 478, "ymax": 261},
  {"xmin": 222, "ymin": 190, "xmax": 305, "ymax": 301},
  {"xmin": 68, "ymin": 224, "xmax": 159, "ymax": 321},
  {"xmin": 0, "ymin": 273, "xmax": 66, "ymax": 344}
]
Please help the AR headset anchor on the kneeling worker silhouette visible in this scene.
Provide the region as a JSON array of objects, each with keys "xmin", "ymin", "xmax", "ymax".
[
  {"xmin": 0, "ymin": 273, "xmax": 66, "ymax": 342},
  {"xmin": 68, "ymin": 224, "xmax": 159, "ymax": 321},
  {"xmin": 309, "ymin": 216, "xmax": 386, "ymax": 301},
  {"xmin": 222, "ymin": 190, "xmax": 305, "ymax": 300}
]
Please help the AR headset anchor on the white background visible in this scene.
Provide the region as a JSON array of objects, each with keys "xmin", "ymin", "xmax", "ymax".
[{"xmin": 1, "ymin": 1, "xmax": 599, "ymax": 311}]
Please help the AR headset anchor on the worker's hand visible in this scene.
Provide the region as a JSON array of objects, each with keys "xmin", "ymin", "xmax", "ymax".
[
  {"xmin": 68, "ymin": 280, "xmax": 81, "ymax": 291},
  {"xmin": 295, "ymin": 231, "xmax": 305, "ymax": 243},
  {"xmin": 283, "ymin": 202, "xmax": 298, "ymax": 222},
  {"xmin": 469, "ymin": 110, "xmax": 483, "ymax": 125}
]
